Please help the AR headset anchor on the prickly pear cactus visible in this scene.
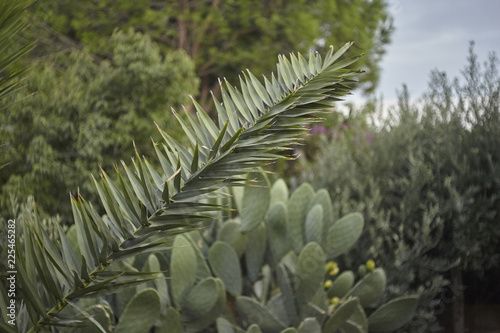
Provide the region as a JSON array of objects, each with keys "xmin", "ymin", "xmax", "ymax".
[
  {"xmin": 71, "ymin": 176, "xmax": 417, "ymax": 332},
  {"xmin": 145, "ymin": 176, "xmax": 418, "ymax": 332}
]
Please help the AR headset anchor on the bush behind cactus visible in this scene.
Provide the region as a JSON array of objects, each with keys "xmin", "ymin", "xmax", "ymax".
[{"xmin": 307, "ymin": 43, "xmax": 500, "ymax": 332}]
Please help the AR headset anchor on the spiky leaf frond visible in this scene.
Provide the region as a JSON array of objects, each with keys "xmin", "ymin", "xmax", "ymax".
[{"xmin": 11, "ymin": 43, "xmax": 362, "ymax": 331}]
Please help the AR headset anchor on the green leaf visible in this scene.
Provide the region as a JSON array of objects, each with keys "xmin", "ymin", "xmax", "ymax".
[
  {"xmin": 71, "ymin": 198, "xmax": 97, "ymax": 270},
  {"xmin": 345, "ymin": 268, "xmax": 386, "ymax": 307},
  {"xmin": 276, "ymin": 262, "xmax": 299, "ymax": 326},
  {"xmin": 115, "ymin": 288, "xmax": 161, "ymax": 333},
  {"xmin": 174, "ymin": 156, "xmax": 182, "ymax": 193},
  {"xmin": 328, "ymin": 271, "xmax": 355, "ymax": 299},
  {"xmin": 270, "ymin": 178, "xmax": 289, "ymax": 206},
  {"xmin": 102, "ymin": 170, "xmax": 141, "ymax": 227},
  {"xmin": 322, "ymin": 297, "xmax": 359, "ymax": 333},
  {"xmin": 339, "ymin": 320, "xmax": 366, "ymax": 333},
  {"xmin": 208, "ymin": 121, "xmax": 229, "ymax": 160},
  {"xmin": 368, "ymin": 295, "xmax": 419, "ymax": 332},
  {"xmin": 240, "ymin": 171, "xmax": 270, "ymax": 232},
  {"xmin": 325, "ymin": 213, "xmax": 364, "ymax": 259},
  {"xmin": 235, "ymin": 296, "xmax": 287, "ymax": 333},
  {"xmin": 192, "ymin": 97, "xmax": 219, "ymax": 139},
  {"xmin": 162, "ymin": 180, "xmax": 170, "ymax": 203},
  {"xmin": 226, "ymin": 78, "xmax": 253, "ymax": 123},
  {"xmin": 191, "ymin": 142, "xmax": 200, "ymax": 173},
  {"xmin": 184, "ymin": 232, "xmax": 212, "ymax": 280},
  {"xmin": 217, "ymin": 220, "xmax": 248, "ymax": 257},
  {"xmin": 172, "ymin": 108, "xmax": 200, "ymax": 148},
  {"xmin": 184, "ymin": 278, "xmax": 227, "ymax": 331},
  {"xmin": 247, "ymin": 324, "xmax": 263, "ymax": 333},
  {"xmin": 265, "ymin": 202, "xmax": 290, "ymax": 265},
  {"xmin": 322, "ymin": 42, "xmax": 354, "ymax": 70},
  {"xmin": 143, "ymin": 253, "xmax": 169, "ymax": 310},
  {"xmin": 65, "ymin": 301, "xmax": 109, "ymax": 333},
  {"xmin": 245, "ymin": 222, "xmax": 267, "ymax": 282},
  {"xmin": 298, "ymin": 318, "xmax": 321, "ymax": 333},
  {"xmin": 220, "ymin": 82, "xmax": 242, "ymax": 132},
  {"xmin": 296, "ymin": 242, "xmax": 325, "ymax": 304},
  {"xmin": 240, "ymin": 75, "xmax": 260, "ymax": 117},
  {"xmin": 247, "ymin": 70, "xmax": 272, "ymax": 106},
  {"xmin": 217, "ymin": 317, "xmax": 239, "ymax": 333},
  {"xmin": 16, "ymin": 259, "xmax": 46, "ymax": 318},
  {"xmin": 170, "ymin": 235, "xmax": 198, "ymax": 307},
  {"xmin": 181, "ymin": 277, "xmax": 219, "ymax": 319},
  {"xmin": 209, "ymin": 241, "xmax": 242, "ymax": 296},
  {"xmin": 183, "ymin": 106, "xmax": 212, "ymax": 148},
  {"xmin": 290, "ymin": 52, "xmax": 306, "ymax": 83},
  {"xmin": 349, "ymin": 302, "xmax": 368, "ymax": 332},
  {"xmin": 307, "ymin": 189, "xmax": 334, "ymax": 236},
  {"xmin": 281, "ymin": 329, "xmax": 298, "ymax": 333},
  {"xmin": 158, "ymin": 307, "xmax": 183, "ymax": 333},
  {"xmin": 305, "ymin": 204, "xmax": 324, "ymax": 244},
  {"xmin": 287, "ymin": 183, "xmax": 315, "ymax": 253}
]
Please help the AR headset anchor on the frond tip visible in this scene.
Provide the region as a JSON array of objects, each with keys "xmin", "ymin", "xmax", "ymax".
[{"xmin": 162, "ymin": 42, "xmax": 362, "ymax": 199}]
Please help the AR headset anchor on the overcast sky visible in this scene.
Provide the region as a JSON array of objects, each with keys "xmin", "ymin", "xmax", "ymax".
[{"xmin": 345, "ymin": 0, "xmax": 500, "ymax": 104}]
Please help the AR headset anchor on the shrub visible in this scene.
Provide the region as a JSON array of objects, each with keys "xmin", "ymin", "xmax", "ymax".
[{"xmin": 308, "ymin": 42, "xmax": 500, "ymax": 332}]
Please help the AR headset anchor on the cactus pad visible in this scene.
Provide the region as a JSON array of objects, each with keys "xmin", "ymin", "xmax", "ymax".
[
  {"xmin": 270, "ymin": 178, "xmax": 289, "ymax": 205},
  {"xmin": 115, "ymin": 288, "xmax": 161, "ymax": 333},
  {"xmin": 345, "ymin": 268, "xmax": 386, "ymax": 307},
  {"xmin": 305, "ymin": 204, "xmax": 324, "ymax": 244},
  {"xmin": 209, "ymin": 241, "xmax": 242, "ymax": 296},
  {"xmin": 368, "ymin": 295, "xmax": 419, "ymax": 332},
  {"xmin": 235, "ymin": 296, "xmax": 287, "ymax": 333},
  {"xmin": 171, "ymin": 235, "xmax": 198, "ymax": 307},
  {"xmin": 265, "ymin": 202, "xmax": 290, "ymax": 265},
  {"xmin": 245, "ymin": 222, "xmax": 267, "ymax": 282},
  {"xmin": 287, "ymin": 183, "xmax": 315, "ymax": 253},
  {"xmin": 328, "ymin": 270, "xmax": 355, "ymax": 299},
  {"xmin": 241, "ymin": 171, "xmax": 271, "ymax": 232},
  {"xmin": 296, "ymin": 242, "xmax": 325, "ymax": 304},
  {"xmin": 325, "ymin": 213, "xmax": 364, "ymax": 259}
]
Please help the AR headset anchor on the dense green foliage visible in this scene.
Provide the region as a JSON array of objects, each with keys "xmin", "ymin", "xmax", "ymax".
[
  {"xmin": 0, "ymin": 44, "xmax": 365, "ymax": 332},
  {"xmin": 32, "ymin": 0, "xmax": 393, "ymax": 103},
  {"xmin": 307, "ymin": 43, "xmax": 500, "ymax": 331},
  {"xmin": 0, "ymin": 29, "xmax": 199, "ymax": 221}
]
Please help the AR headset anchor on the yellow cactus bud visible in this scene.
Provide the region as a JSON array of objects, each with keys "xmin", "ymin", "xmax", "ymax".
[
  {"xmin": 324, "ymin": 280, "xmax": 333, "ymax": 289},
  {"xmin": 366, "ymin": 259, "xmax": 375, "ymax": 272},
  {"xmin": 325, "ymin": 261, "xmax": 335, "ymax": 273},
  {"xmin": 329, "ymin": 265, "xmax": 339, "ymax": 276},
  {"xmin": 329, "ymin": 297, "xmax": 340, "ymax": 306}
]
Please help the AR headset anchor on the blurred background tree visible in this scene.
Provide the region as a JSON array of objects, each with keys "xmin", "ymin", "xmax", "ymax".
[
  {"xmin": 31, "ymin": 0, "xmax": 393, "ymax": 107},
  {"xmin": 0, "ymin": 29, "xmax": 199, "ymax": 222}
]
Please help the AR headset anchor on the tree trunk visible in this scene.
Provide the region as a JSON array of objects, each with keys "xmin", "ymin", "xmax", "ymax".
[
  {"xmin": 451, "ymin": 267, "xmax": 465, "ymax": 333},
  {"xmin": 177, "ymin": 0, "xmax": 189, "ymax": 53}
]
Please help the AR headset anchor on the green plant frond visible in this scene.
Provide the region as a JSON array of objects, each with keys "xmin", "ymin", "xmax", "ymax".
[
  {"xmin": 0, "ymin": 0, "xmax": 34, "ymax": 102},
  {"xmin": 14, "ymin": 43, "xmax": 362, "ymax": 332}
]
